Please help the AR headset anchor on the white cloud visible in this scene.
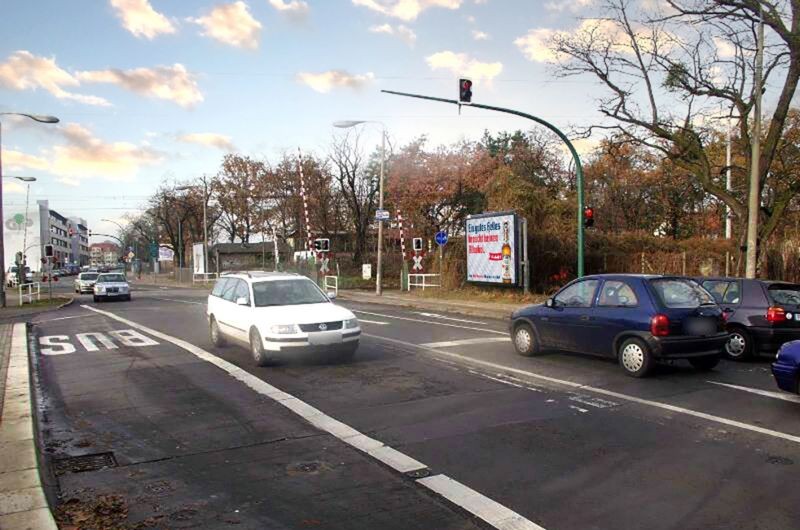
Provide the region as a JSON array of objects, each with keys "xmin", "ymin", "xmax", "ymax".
[
  {"xmin": 177, "ymin": 132, "xmax": 235, "ymax": 151},
  {"xmin": 713, "ymin": 36, "xmax": 737, "ymax": 58},
  {"xmin": 49, "ymin": 123, "xmax": 162, "ymax": 181},
  {"xmin": 3, "ymin": 149, "xmax": 51, "ymax": 172},
  {"xmin": 471, "ymin": 30, "xmax": 489, "ymax": 40},
  {"xmin": 425, "ymin": 50, "xmax": 502, "ymax": 81},
  {"xmin": 369, "ymin": 23, "xmax": 417, "ymax": 46},
  {"xmin": 544, "ymin": 0, "xmax": 594, "ymax": 13},
  {"xmin": 77, "ymin": 64, "xmax": 203, "ymax": 108},
  {"xmin": 296, "ymin": 70, "xmax": 375, "ymax": 93},
  {"xmin": 268, "ymin": 0, "xmax": 310, "ymax": 20},
  {"xmin": 110, "ymin": 0, "xmax": 176, "ymax": 39},
  {"xmin": 465, "ymin": 15, "xmax": 475, "ymax": 23},
  {"xmin": 57, "ymin": 177, "xmax": 81, "ymax": 187},
  {"xmin": 190, "ymin": 1, "xmax": 262, "ymax": 49},
  {"xmin": 352, "ymin": 0, "xmax": 462, "ymax": 21},
  {"xmin": 3, "ymin": 180, "xmax": 26, "ymax": 194},
  {"xmin": 514, "ymin": 28, "xmax": 561, "ymax": 63},
  {"xmin": 0, "ymin": 51, "xmax": 110, "ymax": 106}
]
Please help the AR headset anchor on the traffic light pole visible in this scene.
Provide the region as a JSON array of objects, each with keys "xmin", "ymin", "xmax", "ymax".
[{"xmin": 382, "ymin": 89, "xmax": 585, "ymax": 277}]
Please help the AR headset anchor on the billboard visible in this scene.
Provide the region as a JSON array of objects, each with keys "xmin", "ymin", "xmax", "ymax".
[
  {"xmin": 3, "ymin": 208, "xmax": 42, "ymax": 273},
  {"xmin": 158, "ymin": 247, "xmax": 174, "ymax": 262},
  {"xmin": 193, "ymin": 243, "xmax": 205, "ymax": 274},
  {"xmin": 466, "ymin": 212, "xmax": 518, "ymax": 285}
]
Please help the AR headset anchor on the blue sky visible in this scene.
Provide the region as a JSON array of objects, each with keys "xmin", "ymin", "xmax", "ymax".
[{"xmin": 0, "ymin": 0, "xmax": 606, "ymax": 240}]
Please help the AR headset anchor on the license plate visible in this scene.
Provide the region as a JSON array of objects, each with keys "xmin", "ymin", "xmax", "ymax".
[
  {"xmin": 308, "ymin": 332, "xmax": 342, "ymax": 346},
  {"xmin": 685, "ymin": 318, "xmax": 716, "ymax": 336}
]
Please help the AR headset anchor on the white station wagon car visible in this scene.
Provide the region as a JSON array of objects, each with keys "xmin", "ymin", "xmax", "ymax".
[{"xmin": 207, "ymin": 272, "xmax": 360, "ymax": 366}]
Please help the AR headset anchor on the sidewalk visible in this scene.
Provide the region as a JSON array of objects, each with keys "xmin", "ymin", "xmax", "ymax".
[
  {"xmin": 339, "ymin": 290, "xmax": 531, "ymax": 320},
  {"xmin": 0, "ymin": 296, "xmax": 73, "ymax": 325}
]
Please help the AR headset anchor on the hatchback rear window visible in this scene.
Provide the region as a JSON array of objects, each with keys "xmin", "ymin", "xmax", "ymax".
[
  {"xmin": 768, "ymin": 284, "xmax": 800, "ymax": 306},
  {"xmin": 650, "ymin": 278, "xmax": 715, "ymax": 309}
]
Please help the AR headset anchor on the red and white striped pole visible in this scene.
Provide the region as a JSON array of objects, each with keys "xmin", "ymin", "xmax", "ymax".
[
  {"xmin": 297, "ymin": 148, "xmax": 313, "ymax": 254},
  {"xmin": 397, "ymin": 209, "xmax": 405, "ymax": 259}
]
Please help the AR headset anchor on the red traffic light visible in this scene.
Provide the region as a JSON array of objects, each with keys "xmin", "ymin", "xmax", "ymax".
[
  {"xmin": 459, "ymin": 78, "xmax": 472, "ymax": 103},
  {"xmin": 583, "ymin": 207, "xmax": 595, "ymax": 228}
]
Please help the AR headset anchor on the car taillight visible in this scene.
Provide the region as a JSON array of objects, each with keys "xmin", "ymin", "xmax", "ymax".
[
  {"xmin": 650, "ymin": 314, "xmax": 670, "ymax": 337},
  {"xmin": 767, "ymin": 306, "xmax": 786, "ymax": 323}
]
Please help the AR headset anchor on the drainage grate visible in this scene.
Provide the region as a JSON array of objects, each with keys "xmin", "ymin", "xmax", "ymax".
[{"xmin": 53, "ymin": 452, "xmax": 117, "ymax": 475}]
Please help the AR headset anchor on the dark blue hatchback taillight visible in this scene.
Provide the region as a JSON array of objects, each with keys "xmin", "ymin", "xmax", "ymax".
[{"xmin": 650, "ymin": 314, "xmax": 670, "ymax": 337}]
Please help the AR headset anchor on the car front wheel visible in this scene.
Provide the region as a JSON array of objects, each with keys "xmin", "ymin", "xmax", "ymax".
[
  {"xmin": 209, "ymin": 317, "xmax": 225, "ymax": 347},
  {"xmin": 512, "ymin": 322, "xmax": 538, "ymax": 357},
  {"xmin": 724, "ymin": 329, "xmax": 752, "ymax": 360},
  {"xmin": 250, "ymin": 327, "xmax": 270, "ymax": 367},
  {"xmin": 618, "ymin": 337, "xmax": 654, "ymax": 377}
]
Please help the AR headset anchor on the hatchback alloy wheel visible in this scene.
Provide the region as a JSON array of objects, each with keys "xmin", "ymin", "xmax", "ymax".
[{"xmin": 725, "ymin": 331, "xmax": 748, "ymax": 359}]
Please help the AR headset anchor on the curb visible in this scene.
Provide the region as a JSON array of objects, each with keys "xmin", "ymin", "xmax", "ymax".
[
  {"xmin": 0, "ymin": 323, "xmax": 58, "ymax": 529},
  {"xmin": 0, "ymin": 297, "xmax": 75, "ymax": 325},
  {"xmin": 338, "ymin": 292, "xmax": 521, "ymax": 321}
]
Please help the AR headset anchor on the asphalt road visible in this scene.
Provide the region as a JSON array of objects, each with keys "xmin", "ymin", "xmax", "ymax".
[{"xmin": 30, "ymin": 285, "xmax": 800, "ymax": 530}]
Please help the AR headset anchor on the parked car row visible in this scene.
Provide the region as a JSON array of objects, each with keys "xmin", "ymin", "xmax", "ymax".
[{"xmin": 509, "ymin": 274, "xmax": 800, "ymax": 393}]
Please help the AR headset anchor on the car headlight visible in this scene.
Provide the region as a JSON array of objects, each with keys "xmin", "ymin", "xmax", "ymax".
[
  {"xmin": 343, "ymin": 318, "xmax": 359, "ymax": 329},
  {"xmin": 269, "ymin": 324, "xmax": 297, "ymax": 334}
]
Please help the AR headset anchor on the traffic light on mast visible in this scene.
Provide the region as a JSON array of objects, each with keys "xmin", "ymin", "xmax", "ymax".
[
  {"xmin": 459, "ymin": 78, "xmax": 473, "ymax": 104},
  {"xmin": 583, "ymin": 206, "xmax": 595, "ymax": 228}
]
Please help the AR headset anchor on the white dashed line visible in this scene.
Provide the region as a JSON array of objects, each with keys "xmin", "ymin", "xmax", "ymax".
[
  {"xmin": 357, "ymin": 319, "xmax": 389, "ymax": 325},
  {"xmin": 353, "ymin": 310, "xmax": 506, "ymax": 335},
  {"xmin": 152, "ymin": 298, "xmax": 204, "ymax": 306},
  {"xmin": 707, "ymin": 381, "xmax": 800, "ymax": 404},
  {"xmin": 413, "ymin": 312, "xmax": 488, "ymax": 325},
  {"xmin": 80, "ymin": 305, "xmax": 546, "ymax": 530},
  {"xmin": 422, "ymin": 337, "xmax": 511, "ymax": 348},
  {"xmin": 362, "ymin": 332, "xmax": 800, "ymax": 445}
]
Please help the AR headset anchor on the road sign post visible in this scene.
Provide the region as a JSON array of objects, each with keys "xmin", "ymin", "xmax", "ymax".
[{"xmin": 435, "ymin": 231, "xmax": 447, "ymax": 280}]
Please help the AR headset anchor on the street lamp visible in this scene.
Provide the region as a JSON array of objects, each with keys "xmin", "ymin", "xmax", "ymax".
[
  {"xmin": 333, "ymin": 120, "xmax": 387, "ymax": 296},
  {"xmin": 3, "ymin": 176, "xmax": 37, "ymax": 182},
  {"xmin": 176, "ymin": 178, "xmax": 210, "ymax": 279},
  {"xmin": 0, "ymin": 112, "xmax": 59, "ymax": 307}
]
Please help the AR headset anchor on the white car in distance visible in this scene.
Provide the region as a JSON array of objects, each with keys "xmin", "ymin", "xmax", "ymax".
[
  {"xmin": 93, "ymin": 273, "xmax": 131, "ymax": 302},
  {"xmin": 206, "ymin": 272, "xmax": 360, "ymax": 366}
]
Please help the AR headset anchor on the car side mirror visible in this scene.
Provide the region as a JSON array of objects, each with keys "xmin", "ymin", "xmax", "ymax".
[
  {"xmin": 327, "ymin": 291, "xmax": 337, "ymax": 300},
  {"xmin": 236, "ymin": 297, "xmax": 249, "ymax": 306},
  {"xmin": 545, "ymin": 298, "xmax": 554, "ymax": 308}
]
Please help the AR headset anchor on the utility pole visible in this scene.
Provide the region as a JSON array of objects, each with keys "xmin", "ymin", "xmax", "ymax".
[
  {"xmin": 725, "ymin": 116, "xmax": 732, "ymax": 240},
  {"xmin": 376, "ymin": 129, "xmax": 386, "ymax": 295},
  {"xmin": 745, "ymin": 8, "xmax": 764, "ymax": 278}
]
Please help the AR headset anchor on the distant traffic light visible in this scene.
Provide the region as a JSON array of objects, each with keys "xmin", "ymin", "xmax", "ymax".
[
  {"xmin": 583, "ymin": 207, "xmax": 595, "ymax": 228},
  {"xmin": 313, "ymin": 238, "xmax": 330, "ymax": 252},
  {"xmin": 412, "ymin": 238, "xmax": 423, "ymax": 252},
  {"xmin": 459, "ymin": 78, "xmax": 472, "ymax": 104},
  {"xmin": 44, "ymin": 244, "xmax": 54, "ymax": 257}
]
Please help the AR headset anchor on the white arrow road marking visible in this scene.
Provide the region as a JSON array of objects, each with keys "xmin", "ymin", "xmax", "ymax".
[
  {"xmin": 422, "ymin": 337, "xmax": 511, "ymax": 348},
  {"xmin": 707, "ymin": 380, "xmax": 800, "ymax": 404},
  {"xmin": 80, "ymin": 304, "xmax": 546, "ymax": 530},
  {"xmin": 413, "ymin": 312, "xmax": 487, "ymax": 325}
]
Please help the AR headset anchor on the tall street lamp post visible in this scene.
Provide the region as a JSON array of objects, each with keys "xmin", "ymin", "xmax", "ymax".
[
  {"xmin": 0, "ymin": 112, "xmax": 59, "ymax": 307},
  {"xmin": 333, "ymin": 120, "xmax": 386, "ymax": 296}
]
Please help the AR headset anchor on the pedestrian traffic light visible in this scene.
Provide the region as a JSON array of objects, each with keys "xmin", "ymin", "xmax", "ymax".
[
  {"xmin": 412, "ymin": 238, "xmax": 423, "ymax": 252},
  {"xmin": 459, "ymin": 78, "xmax": 472, "ymax": 104},
  {"xmin": 44, "ymin": 244, "xmax": 54, "ymax": 257},
  {"xmin": 583, "ymin": 206, "xmax": 595, "ymax": 228},
  {"xmin": 314, "ymin": 238, "xmax": 330, "ymax": 252}
]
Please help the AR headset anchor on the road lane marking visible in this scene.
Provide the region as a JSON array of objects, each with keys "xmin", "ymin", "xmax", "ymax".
[
  {"xmin": 353, "ymin": 310, "xmax": 506, "ymax": 335},
  {"xmin": 79, "ymin": 304, "xmax": 544, "ymax": 530},
  {"xmin": 357, "ymin": 319, "xmax": 389, "ymax": 325},
  {"xmin": 414, "ymin": 312, "xmax": 488, "ymax": 325},
  {"xmin": 422, "ymin": 337, "xmax": 511, "ymax": 348},
  {"xmin": 362, "ymin": 332, "xmax": 800, "ymax": 445},
  {"xmin": 32, "ymin": 314, "xmax": 88, "ymax": 324},
  {"xmin": 569, "ymin": 406, "xmax": 589, "ymax": 413},
  {"xmin": 152, "ymin": 297, "xmax": 204, "ymax": 305},
  {"xmin": 707, "ymin": 381, "xmax": 800, "ymax": 404},
  {"xmin": 418, "ymin": 475, "xmax": 546, "ymax": 530}
]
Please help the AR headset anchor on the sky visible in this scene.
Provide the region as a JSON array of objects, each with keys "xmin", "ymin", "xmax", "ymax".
[{"xmin": 0, "ymin": 0, "xmax": 679, "ymax": 241}]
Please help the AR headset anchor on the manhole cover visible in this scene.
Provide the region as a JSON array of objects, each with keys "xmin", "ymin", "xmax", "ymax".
[
  {"xmin": 767, "ymin": 455, "xmax": 794, "ymax": 466},
  {"xmin": 53, "ymin": 452, "xmax": 117, "ymax": 475}
]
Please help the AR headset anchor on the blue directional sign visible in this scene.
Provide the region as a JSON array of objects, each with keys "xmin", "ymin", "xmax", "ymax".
[{"xmin": 435, "ymin": 231, "xmax": 448, "ymax": 246}]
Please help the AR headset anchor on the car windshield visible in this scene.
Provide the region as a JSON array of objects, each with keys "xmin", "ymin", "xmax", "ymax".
[
  {"xmin": 768, "ymin": 284, "xmax": 800, "ymax": 306},
  {"xmin": 650, "ymin": 278, "xmax": 715, "ymax": 309},
  {"xmin": 97, "ymin": 274, "xmax": 126, "ymax": 283},
  {"xmin": 252, "ymin": 279, "xmax": 329, "ymax": 307},
  {"xmin": 80, "ymin": 273, "xmax": 99, "ymax": 281}
]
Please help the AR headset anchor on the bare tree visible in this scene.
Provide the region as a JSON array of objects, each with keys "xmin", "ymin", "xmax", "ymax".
[{"xmin": 552, "ymin": 0, "xmax": 800, "ymax": 266}]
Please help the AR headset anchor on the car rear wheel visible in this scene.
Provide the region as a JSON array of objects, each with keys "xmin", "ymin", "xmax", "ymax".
[
  {"xmin": 724, "ymin": 329, "xmax": 752, "ymax": 360},
  {"xmin": 689, "ymin": 355, "xmax": 720, "ymax": 371},
  {"xmin": 209, "ymin": 317, "xmax": 225, "ymax": 347},
  {"xmin": 618, "ymin": 338, "xmax": 654, "ymax": 378},
  {"xmin": 512, "ymin": 322, "xmax": 538, "ymax": 357},
  {"xmin": 250, "ymin": 327, "xmax": 270, "ymax": 367}
]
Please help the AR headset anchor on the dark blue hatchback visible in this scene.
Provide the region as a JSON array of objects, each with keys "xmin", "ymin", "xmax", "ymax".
[
  {"xmin": 772, "ymin": 341, "xmax": 800, "ymax": 394},
  {"xmin": 509, "ymin": 274, "xmax": 728, "ymax": 377}
]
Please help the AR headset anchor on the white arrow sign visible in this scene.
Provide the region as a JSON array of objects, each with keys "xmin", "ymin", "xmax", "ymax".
[{"xmin": 412, "ymin": 254, "xmax": 424, "ymax": 271}]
